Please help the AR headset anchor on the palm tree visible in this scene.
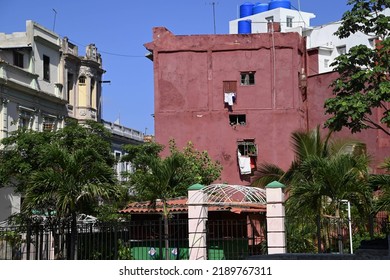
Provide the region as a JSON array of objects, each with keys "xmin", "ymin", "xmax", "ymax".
[
  {"xmin": 288, "ymin": 152, "xmax": 372, "ymax": 251},
  {"xmin": 252, "ymin": 126, "xmax": 372, "ymax": 252},
  {"xmin": 252, "ymin": 126, "xmax": 331, "ymax": 187},
  {"xmin": 22, "ymin": 143, "xmax": 120, "ymax": 259},
  {"xmin": 370, "ymin": 157, "xmax": 390, "ymax": 212},
  {"xmin": 131, "ymin": 153, "xmax": 185, "ymax": 260}
]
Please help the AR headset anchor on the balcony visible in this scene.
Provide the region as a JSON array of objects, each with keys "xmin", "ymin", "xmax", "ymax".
[
  {"xmin": 0, "ymin": 61, "xmax": 39, "ymax": 91},
  {"xmin": 102, "ymin": 120, "xmax": 144, "ymax": 143}
]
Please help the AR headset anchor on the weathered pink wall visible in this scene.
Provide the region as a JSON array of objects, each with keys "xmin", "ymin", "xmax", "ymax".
[
  {"xmin": 146, "ymin": 27, "xmax": 389, "ymax": 184},
  {"xmin": 145, "ymin": 28, "xmax": 308, "ymax": 184}
]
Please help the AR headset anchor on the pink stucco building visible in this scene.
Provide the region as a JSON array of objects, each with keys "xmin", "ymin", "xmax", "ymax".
[{"xmin": 145, "ymin": 26, "xmax": 389, "ymax": 185}]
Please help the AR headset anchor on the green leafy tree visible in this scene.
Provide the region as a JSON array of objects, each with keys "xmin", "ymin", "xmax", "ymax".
[
  {"xmin": 0, "ymin": 119, "xmax": 122, "ymax": 259},
  {"xmin": 122, "ymin": 140, "xmax": 222, "ymax": 199},
  {"xmin": 324, "ymin": 0, "xmax": 390, "ymax": 136}
]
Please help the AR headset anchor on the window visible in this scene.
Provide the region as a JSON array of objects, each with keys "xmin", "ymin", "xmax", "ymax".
[
  {"xmin": 43, "ymin": 55, "xmax": 50, "ymax": 81},
  {"xmin": 237, "ymin": 139, "xmax": 257, "ymax": 175},
  {"xmin": 324, "ymin": 59, "xmax": 330, "ymax": 68},
  {"xmin": 43, "ymin": 117, "xmax": 56, "ymax": 131},
  {"xmin": 237, "ymin": 140, "xmax": 257, "ymax": 156},
  {"xmin": 19, "ymin": 111, "xmax": 32, "ymax": 129},
  {"xmin": 13, "ymin": 51, "xmax": 24, "ymax": 68},
  {"xmin": 67, "ymin": 73, "xmax": 74, "ymax": 102},
  {"xmin": 90, "ymin": 78, "xmax": 95, "ymax": 107},
  {"xmin": 79, "ymin": 76, "xmax": 86, "ymax": 84},
  {"xmin": 229, "ymin": 114, "xmax": 246, "ymax": 126},
  {"xmin": 223, "ymin": 81, "xmax": 237, "ymax": 106},
  {"xmin": 286, "ymin": 17, "xmax": 293, "ymax": 28},
  {"xmin": 337, "ymin": 45, "xmax": 346, "ymax": 55},
  {"xmin": 240, "ymin": 72, "xmax": 255, "ymax": 86}
]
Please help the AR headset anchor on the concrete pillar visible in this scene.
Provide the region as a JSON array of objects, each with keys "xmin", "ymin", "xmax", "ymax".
[
  {"xmin": 0, "ymin": 98, "xmax": 9, "ymax": 139},
  {"xmin": 266, "ymin": 181, "xmax": 286, "ymax": 254},
  {"xmin": 187, "ymin": 183, "xmax": 208, "ymax": 260}
]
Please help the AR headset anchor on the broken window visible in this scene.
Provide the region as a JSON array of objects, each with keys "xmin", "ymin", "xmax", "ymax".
[
  {"xmin": 237, "ymin": 139, "xmax": 258, "ymax": 175},
  {"xmin": 229, "ymin": 114, "xmax": 246, "ymax": 126},
  {"xmin": 240, "ymin": 72, "xmax": 255, "ymax": 86},
  {"xmin": 237, "ymin": 140, "xmax": 258, "ymax": 156}
]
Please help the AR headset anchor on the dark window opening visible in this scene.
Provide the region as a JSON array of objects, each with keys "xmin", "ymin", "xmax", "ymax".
[
  {"xmin": 67, "ymin": 73, "xmax": 74, "ymax": 102},
  {"xmin": 79, "ymin": 76, "xmax": 86, "ymax": 84},
  {"xmin": 286, "ymin": 17, "xmax": 293, "ymax": 28},
  {"xmin": 237, "ymin": 139, "xmax": 258, "ymax": 176},
  {"xmin": 43, "ymin": 55, "xmax": 50, "ymax": 81},
  {"xmin": 90, "ymin": 78, "xmax": 95, "ymax": 107},
  {"xmin": 229, "ymin": 114, "xmax": 246, "ymax": 126},
  {"xmin": 13, "ymin": 51, "xmax": 24, "ymax": 68},
  {"xmin": 240, "ymin": 72, "xmax": 255, "ymax": 86},
  {"xmin": 237, "ymin": 140, "xmax": 258, "ymax": 157}
]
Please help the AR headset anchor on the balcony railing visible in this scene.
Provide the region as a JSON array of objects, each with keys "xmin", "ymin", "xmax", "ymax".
[{"xmin": 102, "ymin": 120, "xmax": 144, "ymax": 142}]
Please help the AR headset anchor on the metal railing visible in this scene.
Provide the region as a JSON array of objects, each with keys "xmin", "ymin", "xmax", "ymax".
[{"xmin": 0, "ymin": 218, "xmax": 267, "ymax": 260}]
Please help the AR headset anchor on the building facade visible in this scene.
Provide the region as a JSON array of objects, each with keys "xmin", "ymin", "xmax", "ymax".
[
  {"xmin": 146, "ymin": 6, "xmax": 390, "ymax": 185},
  {"xmin": 0, "ymin": 21, "xmax": 143, "ymax": 222},
  {"xmin": 145, "ymin": 27, "xmax": 308, "ymax": 184}
]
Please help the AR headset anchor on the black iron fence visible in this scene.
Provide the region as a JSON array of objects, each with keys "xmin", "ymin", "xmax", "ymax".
[
  {"xmin": 286, "ymin": 212, "xmax": 389, "ymax": 254},
  {"xmin": 2, "ymin": 214, "xmax": 385, "ymax": 260},
  {"xmin": 0, "ymin": 218, "xmax": 266, "ymax": 260}
]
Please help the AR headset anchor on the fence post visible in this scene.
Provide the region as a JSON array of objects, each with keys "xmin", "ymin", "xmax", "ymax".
[
  {"xmin": 187, "ymin": 184, "xmax": 208, "ymax": 260},
  {"xmin": 266, "ymin": 181, "xmax": 286, "ymax": 254}
]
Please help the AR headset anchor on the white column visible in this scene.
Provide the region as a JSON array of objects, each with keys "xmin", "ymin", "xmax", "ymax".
[
  {"xmin": 187, "ymin": 184, "xmax": 208, "ymax": 260},
  {"xmin": 266, "ymin": 181, "xmax": 287, "ymax": 254}
]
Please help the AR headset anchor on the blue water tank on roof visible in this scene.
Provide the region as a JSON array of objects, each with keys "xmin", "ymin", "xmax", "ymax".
[
  {"xmin": 252, "ymin": 3, "xmax": 269, "ymax": 14},
  {"xmin": 269, "ymin": 0, "xmax": 291, "ymax": 10},
  {"xmin": 240, "ymin": 2, "xmax": 254, "ymax": 18},
  {"xmin": 238, "ymin": 20, "xmax": 252, "ymax": 34}
]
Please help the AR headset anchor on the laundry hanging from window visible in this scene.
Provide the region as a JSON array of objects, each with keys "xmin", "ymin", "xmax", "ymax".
[
  {"xmin": 238, "ymin": 150, "xmax": 251, "ymax": 175},
  {"xmin": 223, "ymin": 81, "xmax": 237, "ymax": 106},
  {"xmin": 224, "ymin": 92, "xmax": 236, "ymax": 106}
]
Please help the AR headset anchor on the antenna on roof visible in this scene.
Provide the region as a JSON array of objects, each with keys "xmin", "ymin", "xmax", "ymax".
[
  {"xmin": 207, "ymin": 2, "xmax": 219, "ymax": 34},
  {"xmin": 52, "ymin": 9, "xmax": 57, "ymax": 32}
]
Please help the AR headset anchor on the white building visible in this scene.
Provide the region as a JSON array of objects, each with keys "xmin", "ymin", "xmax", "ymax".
[
  {"xmin": 0, "ymin": 21, "xmax": 143, "ymax": 222},
  {"xmin": 229, "ymin": 2, "xmax": 390, "ymax": 74}
]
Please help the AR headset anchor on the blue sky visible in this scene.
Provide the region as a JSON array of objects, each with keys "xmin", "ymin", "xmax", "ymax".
[{"xmin": 1, "ymin": 0, "xmax": 351, "ymax": 135}]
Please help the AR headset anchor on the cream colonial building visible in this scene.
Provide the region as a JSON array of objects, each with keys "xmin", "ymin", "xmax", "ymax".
[{"xmin": 0, "ymin": 20, "xmax": 144, "ymax": 221}]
